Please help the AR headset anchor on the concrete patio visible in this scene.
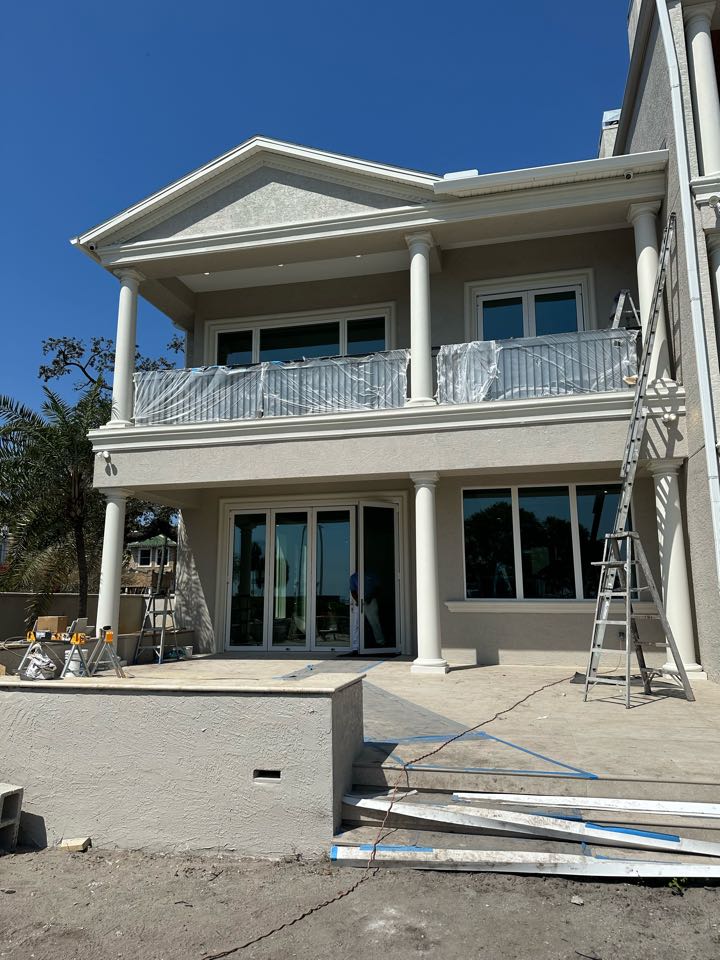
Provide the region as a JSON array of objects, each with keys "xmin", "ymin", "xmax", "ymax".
[{"xmin": 123, "ymin": 655, "xmax": 720, "ymax": 801}]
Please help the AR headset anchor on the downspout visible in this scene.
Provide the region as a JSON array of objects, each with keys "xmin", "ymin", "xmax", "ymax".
[{"xmin": 655, "ymin": 0, "xmax": 720, "ymax": 589}]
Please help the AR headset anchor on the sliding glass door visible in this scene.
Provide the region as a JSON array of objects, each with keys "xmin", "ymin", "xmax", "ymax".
[{"xmin": 226, "ymin": 502, "xmax": 400, "ymax": 652}]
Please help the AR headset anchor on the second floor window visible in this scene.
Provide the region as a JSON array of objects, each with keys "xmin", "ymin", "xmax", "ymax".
[
  {"xmin": 472, "ymin": 275, "xmax": 589, "ymax": 342},
  {"xmin": 216, "ymin": 314, "xmax": 387, "ymax": 367}
]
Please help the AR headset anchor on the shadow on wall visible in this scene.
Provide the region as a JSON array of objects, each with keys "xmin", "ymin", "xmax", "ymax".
[{"xmin": 175, "ymin": 514, "xmax": 216, "ymax": 653}]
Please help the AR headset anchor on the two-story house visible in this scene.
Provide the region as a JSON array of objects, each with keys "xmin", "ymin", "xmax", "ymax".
[{"xmin": 72, "ymin": 0, "xmax": 720, "ymax": 681}]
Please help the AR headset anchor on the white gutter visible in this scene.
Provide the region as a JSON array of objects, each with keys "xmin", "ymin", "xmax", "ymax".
[
  {"xmin": 434, "ymin": 150, "xmax": 668, "ymax": 196},
  {"xmin": 655, "ymin": 0, "xmax": 720, "ymax": 588}
]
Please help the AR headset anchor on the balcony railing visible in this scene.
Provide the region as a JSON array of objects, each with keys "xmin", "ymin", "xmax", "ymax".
[
  {"xmin": 132, "ymin": 329, "xmax": 639, "ymax": 426},
  {"xmin": 133, "ymin": 350, "xmax": 410, "ymax": 425},
  {"xmin": 436, "ymin": 328, "xmax": 640, "ymax": 405}
]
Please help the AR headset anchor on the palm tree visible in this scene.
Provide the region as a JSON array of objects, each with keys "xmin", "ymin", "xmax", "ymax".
[{"xmin": 0, "ymin": 385, "xmax": 109, "ymax": 620}]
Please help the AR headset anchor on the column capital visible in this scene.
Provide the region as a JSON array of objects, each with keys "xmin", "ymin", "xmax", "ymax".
[
  {"xmin": 114, "ymin": 268, "xmax": 144, "ymax": 285},
  {"xmin": 627, "ymin": 200, "xmax": 661, "ymax": 225},
  {"xmin": 103, "ymin": 488, "xmax": 131, "ymax": 504},
  {"xmin": 410, "ymin": 471, "xmax": 439, "ymax": 487},
  {"xmin": 683, "ymin": 1, "xmax": 716, "ymax": 28},
  {"xmin": 646, "ymin": 457, "xmax": 685, "ymax": 478},
  {"xmin": 405, "ymin": 231, "xmax": 435, "ymax": 253}
]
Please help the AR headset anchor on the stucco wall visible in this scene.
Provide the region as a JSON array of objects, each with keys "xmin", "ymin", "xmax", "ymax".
[
  {"xmin": 622, "ymin": 2, "xmax": 720, "ymax": 679},
  {"xmin": 0, "ymin": 592, "xmax": 144, "ymax": 639},
  {"xmin": 193, "ymin": 228, "xmax": 637, "ymax": 365},
  {"xmin": 173, "ymin": 468, "xmax": 664, "ymax": 668},
  {"xmin": 135, "ymin": 166, "xmax": 414, "ymax": 243},
  {"xmin": 0, "ymin": 677, "xmax": 364, "ymax": 854}
]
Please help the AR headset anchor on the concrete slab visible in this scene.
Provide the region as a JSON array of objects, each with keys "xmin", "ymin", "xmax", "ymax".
[{"xmin": 105, "ymin": 656, "xmax": 720, "ymax": 798}]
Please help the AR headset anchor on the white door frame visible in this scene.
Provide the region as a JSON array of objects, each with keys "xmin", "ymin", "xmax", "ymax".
[{"xmin": 217, "ymin": 492, "xmax": 409, "ymax": 654}]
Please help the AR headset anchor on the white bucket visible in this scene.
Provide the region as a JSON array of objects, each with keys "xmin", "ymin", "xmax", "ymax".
[
  {"xmin": 63, "ymin": 650, "xmax": 85, "ymax": 677},
  {"xmin": 183, "ymin": 646, "xmax": 193, "ymax": 659}
]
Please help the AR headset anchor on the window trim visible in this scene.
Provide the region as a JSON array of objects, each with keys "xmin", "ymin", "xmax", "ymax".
[
  {"xmin": 464, "ymin": 270, "xmax": 595, "ymax": 343},
  {"xmin": 205, "ymin": 303, "xmax": 396, "ymax": 366},
  {"xmin": 461, "ymin": 481, "xmax": 620, "ymax": 602}
]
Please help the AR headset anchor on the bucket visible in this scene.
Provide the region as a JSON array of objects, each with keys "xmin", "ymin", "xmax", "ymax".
[
  {"xmin": 183, "ymin": 645, "xmax": 193, "ymax": 659},
  {"xmin": 63, "ymin": 650, "xmax": 85, "ymax": 677}
]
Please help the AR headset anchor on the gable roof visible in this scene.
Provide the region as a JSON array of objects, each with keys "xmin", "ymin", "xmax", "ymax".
[{"xmin": 71, "ymin": 136, "xmax": 441, "ymax": 250}]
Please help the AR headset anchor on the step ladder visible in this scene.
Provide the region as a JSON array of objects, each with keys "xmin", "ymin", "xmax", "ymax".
[
  {"xmin": 133, "ymin": 591, "xmax": 177, "ymax": 664},
  {"xmin": 584, "ymin": 213, "xmax": 695, "ymax": 707}
]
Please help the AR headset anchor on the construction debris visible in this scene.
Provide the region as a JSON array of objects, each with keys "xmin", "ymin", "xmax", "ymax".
[
  {"xmin": 59, "ymin": 837, "xmax": 92, "ymax": 853},
  {"xmin": 338, "ymin": 791, "xmax": 720, "ymax": 878}
]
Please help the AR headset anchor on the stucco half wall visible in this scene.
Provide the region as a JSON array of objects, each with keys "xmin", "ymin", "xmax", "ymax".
[{"xmin": 0, "ymin": 675, "xmax": 363, "ymax": 855}]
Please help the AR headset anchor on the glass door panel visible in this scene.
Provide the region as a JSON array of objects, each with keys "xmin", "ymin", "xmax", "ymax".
[
  {"xmin": 228, "ymin": 513, "xmax": 267, "ymax": 647},
  {"xmin": 272, "ymin": 512, "xmax": 309, "ymax": 648},
  {"xmin": 313, "ymin": 510, "xmax": 352, "ymax": 649},
  {"xmin": 359, "ymin": 503, "xmax": 399, "ymax": 651}
]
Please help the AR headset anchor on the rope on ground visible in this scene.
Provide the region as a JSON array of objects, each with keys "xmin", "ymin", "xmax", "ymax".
[{"xmin": 201, "ymin": 672, "xmax": 574, "ymax": 960}]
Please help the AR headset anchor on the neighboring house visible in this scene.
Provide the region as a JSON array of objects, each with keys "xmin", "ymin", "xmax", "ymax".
[
  {"xmin": 71, "ymin": 0, "xmax": 720, "ymax": 681},
  {"xmin": 123, "ymin": 536, "xmax": 176, "ymax": 592}
]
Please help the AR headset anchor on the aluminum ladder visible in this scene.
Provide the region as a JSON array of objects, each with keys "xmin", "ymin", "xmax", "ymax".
[{"xmin": 584, "ymin": 213, "xmax": 694, "ymax": 707}]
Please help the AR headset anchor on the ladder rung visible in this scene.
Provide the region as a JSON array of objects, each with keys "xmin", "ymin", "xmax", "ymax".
[
  {"xmin": 594, "ymin": 619, "xmax": 627, "ymax": 626},
  {"xmin": 587, "ymin": 676, "xmax": 628, "ymax": 686}
]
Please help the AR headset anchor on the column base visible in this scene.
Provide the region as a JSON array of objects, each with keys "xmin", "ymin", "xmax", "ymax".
[
  {"xmin": 99, "ymin": 420, "xmax": 134, "ymax": 430},
  {"xmin": 405, "ymin": 396, "xmax": 437, "ymax": 408},
  {"xmin": 411, "ymin": 657, "xmax": 449, "ymax": 675},
  {"xmin": 661, "ymin": 659, "xmax": 706, "ymax": 677}
]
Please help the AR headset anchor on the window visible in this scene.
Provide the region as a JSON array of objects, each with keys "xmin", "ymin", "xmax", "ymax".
[
  {"xmin": 260, "ymin": 322, "xmax": 339, "ymax": 363},
  {"xmin": 462, "ymin": 483, "xmax": 621, "ymax": 600},
  {"xmin": 463, "ymin": 489, "xmax": 516, "ymax": 598},
  {"xmin": 211, "ymin": 309, "xmax": 391, "ymax": 367},
  {"xmin": 469, "ymin": 273, "xmax": 592, "ymax": 342},
  {"xmin": 138, "ymin": 548, "xmax": 152, "ymax": 567},
  {"xmin": 217, "ymin": 330, "xmax": 253, "ymax": 367}
]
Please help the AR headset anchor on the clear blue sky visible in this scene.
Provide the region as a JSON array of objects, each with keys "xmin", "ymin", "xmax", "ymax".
[{"xmin": 2, "ymin": 0, "xmax": 631, "ymax": 409}]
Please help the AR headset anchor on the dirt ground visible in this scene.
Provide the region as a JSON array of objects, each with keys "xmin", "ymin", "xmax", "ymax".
[{"xmin": 0, "ymin": 848, "xmax": 718, "ymax": 960}]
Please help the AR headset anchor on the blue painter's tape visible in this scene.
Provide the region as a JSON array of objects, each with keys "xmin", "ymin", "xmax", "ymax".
[
  {"xmin": 403, "ymin": 762, "xmax": 596, "ymax": 778},
  {"xmin": 358, "ymin": 843, "xmax": 434, "ymax": 853},
  {"xmin": 361, "ymin": 660, "xmax": 386, "ymax": 673},
  {"xmin": 587, "ymin": 822, "xmax": 680, "ymax": 842},
  {"xmin": 330, "ymin": 845, "xmax": 338, "ymax": 859},
  {"xmin": 480, "ymin": 731, "xmax": 598, "ymax": 779}
]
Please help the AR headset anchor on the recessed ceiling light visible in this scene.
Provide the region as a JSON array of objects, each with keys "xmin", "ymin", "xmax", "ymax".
[
  {"xmin": 355, "ymin": 254, "xmax": 362, "ymax": 259},
  {"xmin": 203, "ymin": 272, "xmax": 211, "ymax": 276},
  {"xmin": 277, "ymin": 263, "xmax": 285, "ymax": 267}
]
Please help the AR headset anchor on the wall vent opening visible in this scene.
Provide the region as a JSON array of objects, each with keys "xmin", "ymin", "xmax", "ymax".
[{"xmin": 253, "ymin": 769, "xmax": 281, "ymax": 781}]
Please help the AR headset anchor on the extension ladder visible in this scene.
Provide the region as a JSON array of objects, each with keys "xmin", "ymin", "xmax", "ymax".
[{"xmin": 584, "ymin": 213, "xmax": 694, "ymax": 706}]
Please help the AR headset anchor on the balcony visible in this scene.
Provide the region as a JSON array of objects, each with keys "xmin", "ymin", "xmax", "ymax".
[{"xmin": 132, "ymin": 329, "xmax": 639, "ymax": 426}]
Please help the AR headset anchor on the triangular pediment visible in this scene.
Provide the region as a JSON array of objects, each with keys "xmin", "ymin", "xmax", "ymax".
[
  {"xmin": 75, "ymin": 137, "xmax": 440, "ymax": 249},
  {"xmin": 131, "ymin": 163, "xmax": 424, "ymax": 242}
]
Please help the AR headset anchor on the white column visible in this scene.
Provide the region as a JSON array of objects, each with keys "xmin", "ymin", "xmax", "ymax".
[
  {"xmin": 410, "ymin": 472, "xmax": 448, "ymax": 675},
  {"xmin": 406, "ymin": 233, "xmax": 435, "ymax": 406},
  {"xmin": 111, "ymin": 270, "xmax": 142, "ymax": 425},
  {"xmin": 706, "ymin": 233, "xmax": 720, "ymax": 348},
  {"xmin": 684, "ymin": 2, "xmax": 720, "ymax": 176},
  {"xmin": 95, "ymin": 492, "xmax": 127, "ymax": 643},
  {"xmin": 646, "ymin": 460, "xmax": 702, "ymax": 672},
  {"xmin": 628, "ymin": 202, "xmax": 670, "ymax": 380}
]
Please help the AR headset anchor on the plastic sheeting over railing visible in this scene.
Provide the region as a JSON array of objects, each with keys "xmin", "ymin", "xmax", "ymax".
[
  {"xmin": 436, "ymin": 329, "xmax": 640, "ymax": 404},
  {"xmin": 133, "ymin": 350, "xmax": 410, "ymax": 425}
]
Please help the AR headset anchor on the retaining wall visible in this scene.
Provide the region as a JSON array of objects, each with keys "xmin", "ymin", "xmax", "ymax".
[{"xmin": 0, "ymin": 674, "xmax": 364, "ymax": 855}]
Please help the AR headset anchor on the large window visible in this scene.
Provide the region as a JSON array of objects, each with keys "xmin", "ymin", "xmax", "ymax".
[
  {"xmin": 462, "ymin": 483, "xmax": 621, "ymax": 600},
  {"xmin": 214, "ymin": 310, "xmax": 389, "ymax": 367},
  {"xmin": 469, "ymin": 273, "xmax": 591, "ymax": 342}
]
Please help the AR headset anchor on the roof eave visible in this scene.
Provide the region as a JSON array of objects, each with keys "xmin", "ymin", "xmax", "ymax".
[{"xmin": 432, "ymin": 150, "xmax": 668, "ymax": 197}]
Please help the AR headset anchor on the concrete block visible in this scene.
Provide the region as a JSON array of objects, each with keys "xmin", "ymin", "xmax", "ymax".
[
  {"xmin": 0, "ymin": 783, "xmax": 23, "ymax": 852},
  {"xmin": 58, "ymin": 837, "xmax": 92, "ymax": 852}
]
